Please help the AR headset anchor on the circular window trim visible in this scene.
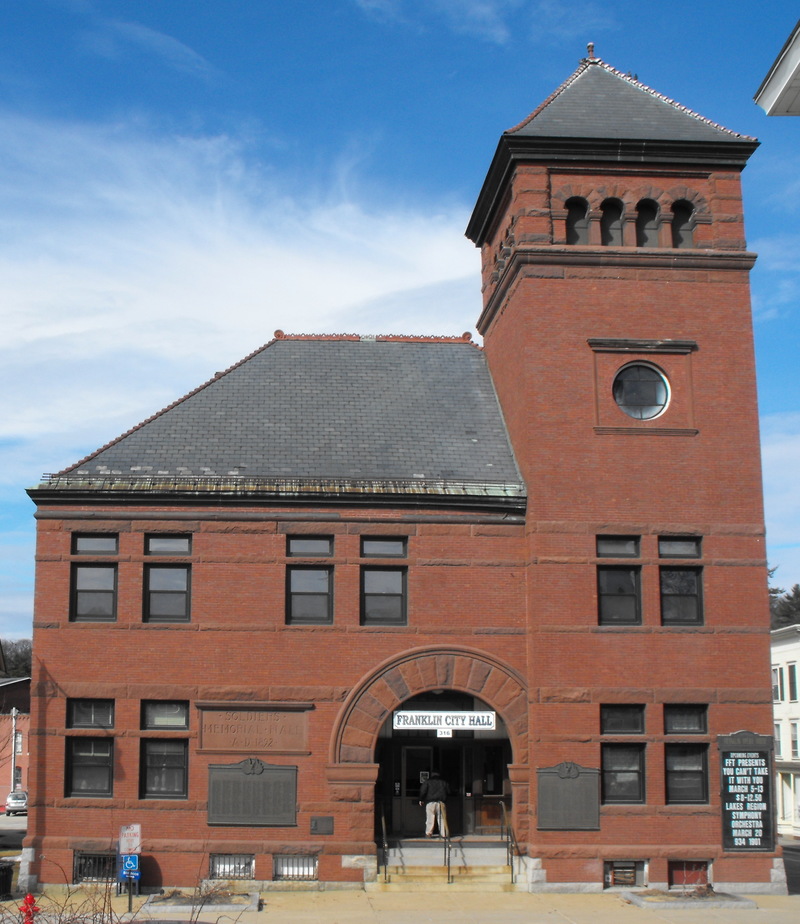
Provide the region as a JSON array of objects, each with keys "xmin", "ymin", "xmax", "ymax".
[{"xmin": 612, "ymin": 362, "xmax": 671, "ymax": 421}]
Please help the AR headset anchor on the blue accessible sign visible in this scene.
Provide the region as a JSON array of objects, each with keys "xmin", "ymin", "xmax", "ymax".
[{"xmin": 121, "ymin": 854, "xmax": 139, "ymax": 872}]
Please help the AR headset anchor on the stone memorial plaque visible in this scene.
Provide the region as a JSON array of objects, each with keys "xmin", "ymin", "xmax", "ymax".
[
  {"xmin": 718, "ymin": 731, "xmax": 774, "ymax": 852},
  {"xmin": 208, "ymin": 758, "xmax": 297, "ymax": 826},
  {"xmin": 537, "ymin": 762, "xmax": 600, "ymax": 830},
  {"xmin": 198, "ymin": 702, "xmax": 310, "ymax": 753}
]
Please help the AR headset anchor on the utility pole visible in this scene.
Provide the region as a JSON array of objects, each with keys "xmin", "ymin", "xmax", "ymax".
[{"xmin": 10, "ymin": 707, "xmax": 18, "ymax": 792}]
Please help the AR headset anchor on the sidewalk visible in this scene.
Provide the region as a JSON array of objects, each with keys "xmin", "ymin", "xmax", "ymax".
[{"xmin": 88, "ymin": 887, "xmax": 800, "ymax": 924}]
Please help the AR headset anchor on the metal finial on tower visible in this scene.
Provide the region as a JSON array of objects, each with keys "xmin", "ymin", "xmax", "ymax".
[{"xmin": 587, "ymin": 42, "xmax": 595, "ymax": 59}]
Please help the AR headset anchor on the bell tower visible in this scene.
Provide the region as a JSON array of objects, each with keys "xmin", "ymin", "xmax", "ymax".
[{"xmin": 466, "ymin": 53, "xmax": 782, "ymax": 891}]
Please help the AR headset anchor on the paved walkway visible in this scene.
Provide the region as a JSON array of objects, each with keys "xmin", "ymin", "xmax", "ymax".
[{"xmin": 29, "ymin": 887, "xmax": 796, "ymax": 924}]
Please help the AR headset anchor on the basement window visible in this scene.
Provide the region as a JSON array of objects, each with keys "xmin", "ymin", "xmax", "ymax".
[
  {"xmin": 604, "ymin": 860, "xmax": 645, "ymax": 888},
  {"xmin": 273, "ymin": 855, "xmax": 318, "ymax": 881}
]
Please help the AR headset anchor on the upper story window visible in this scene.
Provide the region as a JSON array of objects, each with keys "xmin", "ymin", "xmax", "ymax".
[
  {"xmin": 658, "ymin": 537, "xmax": 701, "ymax": 559},
  {"xmin": 660, "ymin": 567, "xmax": 703, "ymax": 626},
  {"xmin": 664, "ymin": 704, "xmax": 707, "ymax": 735},
  {"xmin": 565, "ymin": 197, "xmax": 590, "ymax": 245},
  {"xmin": 789, "ymin": 664, "xmax": 798, "ymax": 702},
  {"xmin": 612, "ymin": 363, "xmax": 669, "ymax": 420},
  {"xmin": 361, "ymin": 568, "xmax": 407, "ymax": 626},
  {"xmin": 287, "ymin": 536, "xmax": 333, "ymax": 557},
  {"xmin": 142, "ymin": 701, "xmax": 189, "ymax": 729},
  {"xmin": 635, "ymin": 199, "xmax": 659, "ymax": 247},
  {"xmin": 66, "ymin": 738, "xmax": 113, "ymax": 798},
  {"xmin": 71, "ymin": 564, "xmax": 117, "ymax": 622},
  {"xmin": 601, "ymin": 704, "xmax": 645, "ymax": 734},
  {"xmin": 665, "ymin": 744, "xmax": 708, "ymax": 803},
  {"xmin": 596, "ymin": 536, "xmax": 639, "ymax": 558},
  {"xmin": 773, "ymin": 666, "xmax": 785, "ymax": 702},
  {"xmin": 600, "ymin": 198, "xmax": 624, "ymax": 246},
  {"xmin": 286, "ymin": 566, "xmax": 333, "ymax": 624},
  {"xmin": 671, "ymin": 200, "xmax": 695, "ymax": 248},
  {"xmin": 361, "ymin": 537, "xmax": 407, "ymax": 558},
  {"xmin": 146, "ymin": 535, "xmax": 191, "ymax": 555},
  {"xmin": 144, "ymin": 565, "xmax": 191, "ymax": 623},
  {"xmin": 67, "ymin": 698, "xmax": 114, "ymax": 729},
  {"xmin": 72, "ymin": 534, "xmax": 118, "ymax": 555}
]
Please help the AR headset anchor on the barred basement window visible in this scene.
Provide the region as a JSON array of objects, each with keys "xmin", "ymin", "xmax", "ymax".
[
  {"xmin": 273, "ymin": 855, "xmax": 318, "ymax": 881},
  {"xmin": 209, "ymin": 854, "xmax": 254, "ymax": 880},
  {"xmin": 73, "ymin": 852, "xmax": 115, "ymax": 883},
  {"xmin": 604, "ymin": 860, "xmax": 645, "ymax": 888}
]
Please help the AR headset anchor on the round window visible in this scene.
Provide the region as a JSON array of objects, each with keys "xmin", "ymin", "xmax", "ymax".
[{"xmin": 612, "ymin": 364, "xmax": 669, "ymax": 420}]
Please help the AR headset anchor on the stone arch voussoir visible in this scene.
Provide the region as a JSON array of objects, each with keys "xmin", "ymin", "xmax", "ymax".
[{"xmin": 330, "ymin": 646, "xmax": 528, "ymax": 766}]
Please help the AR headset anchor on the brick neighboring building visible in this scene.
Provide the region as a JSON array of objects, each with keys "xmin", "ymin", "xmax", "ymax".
[{"xmin": 23, "ymin": 54, "xmax": 783, "ymax": 892}]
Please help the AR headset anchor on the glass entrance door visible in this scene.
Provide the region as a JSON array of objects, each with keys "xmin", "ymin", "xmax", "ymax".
[{"xmin": 400, "ymin": 745, "xmax": 431, "ymax": 836}]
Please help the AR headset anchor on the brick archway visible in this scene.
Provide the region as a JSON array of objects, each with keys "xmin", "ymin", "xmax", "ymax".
[{"xmin": 330, "ymin": 646, "xmax": 528, "ymax": 765}]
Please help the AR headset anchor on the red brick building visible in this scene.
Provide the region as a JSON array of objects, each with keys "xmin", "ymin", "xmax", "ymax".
[{"xmin": 23, "ymin": 54, "xmax": 783, "ymax": 892}]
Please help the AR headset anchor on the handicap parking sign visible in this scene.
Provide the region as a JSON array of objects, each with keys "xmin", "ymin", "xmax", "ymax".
[{"xmin": 121, "ymin": 854, "xmax": 139, "ymax": 872}]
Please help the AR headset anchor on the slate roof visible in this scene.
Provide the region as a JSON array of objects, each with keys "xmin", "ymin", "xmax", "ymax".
[
  {"xmin": 509, "ymin": 56, "xmax": 756, "ymax": 143},
  {"xmin": 38, "ymin": 335, "xmax": 524, "ymax": 504}
]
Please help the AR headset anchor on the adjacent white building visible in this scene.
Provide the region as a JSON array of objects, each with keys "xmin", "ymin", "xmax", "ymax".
[
  {"xmin": 772, "ymin": 626, "xmax": 800, "ymax": 836},
  {"xmin": 755, "ymin": 19, "xmax": 800, "ymax": 115}
]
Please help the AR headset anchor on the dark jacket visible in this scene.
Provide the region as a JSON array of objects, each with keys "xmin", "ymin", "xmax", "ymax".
[{"xmin": 419, "ymin": 775, "xmax": 449, "ymax": 802}]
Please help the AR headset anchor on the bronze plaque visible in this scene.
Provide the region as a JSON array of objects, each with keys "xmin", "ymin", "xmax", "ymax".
[{"xmin": 199, "ymin": 704, "xmax": 309, "ymax": 753}]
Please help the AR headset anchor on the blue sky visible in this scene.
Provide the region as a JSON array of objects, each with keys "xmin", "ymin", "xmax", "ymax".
[{"xmin": 1, "ymin": 1, "xmax": 799, "ymax": 638}]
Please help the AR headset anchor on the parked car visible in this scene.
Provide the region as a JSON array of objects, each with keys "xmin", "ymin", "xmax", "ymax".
[{"xmin": 5, "ymin": 791, "xmax": 27, "ymax": 815}]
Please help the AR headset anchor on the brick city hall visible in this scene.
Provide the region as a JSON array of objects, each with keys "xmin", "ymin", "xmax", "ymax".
[{"xmin": 23, "ymin": 53, "xmax": 784, "ymax": 893}]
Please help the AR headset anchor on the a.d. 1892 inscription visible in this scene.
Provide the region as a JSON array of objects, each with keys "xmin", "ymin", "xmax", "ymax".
[{"xmin": 198, "ymin": 704, "xmax": 309, "ymax": 753}]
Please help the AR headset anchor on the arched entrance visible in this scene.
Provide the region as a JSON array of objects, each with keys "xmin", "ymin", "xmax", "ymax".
[
  {"xmin": 376, "ymin": 689, "xmax": 512, "ymax": 837},
  {"xmin": 327, "ymin": 646, "xmax": 530, "ymax": 843}
]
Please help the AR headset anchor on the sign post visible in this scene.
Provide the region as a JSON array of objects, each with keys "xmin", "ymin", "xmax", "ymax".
[{"xmin": 119, "ymin": 825, "xmax": 142, "ymax": 913}]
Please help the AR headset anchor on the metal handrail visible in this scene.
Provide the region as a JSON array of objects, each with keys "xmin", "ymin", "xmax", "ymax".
[
  {"xmin": 380, "ymin": 806, "xmax": 389, "ymax": 883},
  {"xmin": 499, "ymin": 800, "xmax": 519, "ymax": 885},
  {"xmin": 439, "ymin": 802, "xmax": 452, "ymax": 884}
]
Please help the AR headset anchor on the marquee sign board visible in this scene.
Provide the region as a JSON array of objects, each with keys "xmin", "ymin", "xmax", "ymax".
[
  {"xmin": 393, "ymin": 711, "xmax": 496, "ymax": 731},
  {"xmin": 718, "ymin": 731, "xmax": 774, "ymax": 852}
]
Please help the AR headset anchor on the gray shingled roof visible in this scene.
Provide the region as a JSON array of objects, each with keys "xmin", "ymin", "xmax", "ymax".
[
  {"xmin": 51, "ymin": 337, "xmax": 523, "ymax": 498},
  {"xmin": 510, "ymin": 57, "xmax": 754, "ymax": 143}
]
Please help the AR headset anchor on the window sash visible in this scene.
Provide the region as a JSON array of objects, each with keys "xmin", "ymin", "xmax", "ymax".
[
  {"xmin": 597, "ymin": 567, "xmax": 641, "ymax": 625},
  {"xmin": 72, "ymin": 534, "xmax": 118, "ymax": 554},
  {"xmin": 660, "ymin": 567, "xmax": 702, "ymax": 625},
  {"xmin": 146, "ymin": 535, "xmax": 191, "ymax": 555},
  {"xmin": 67, "ymin": 738, "xmax": 113, "ymax": 796},
  {"xmin": 142, "ymin": 701, "xmax": 189, "ymax": 729},
  {"xmin": 790, "ymin": 664, "xmax": 798, "ymax": 702},
  {"xmin": 596, "ymin": 536, "xmax": 640, "ymax": 558},
  {"xmin": 287, "ymin": 537, "xmax": 333, "ymax": 557},
  {"xmin": 664, "ymin": 705, "xmax": 707, "ymax": 734},
  {"xmin": 361, "ymin": 568, "xmax": 407, "ymax": 625},
  {"xmin": 72, "ymin": 565, "xmax": 117, "ymax": 621},
  {"xmin": 286, "ymin": 567, "xmax": 332, "ymax": 624},
  {"xmin": 601, "ymin": 745, "xmax": 644, "ymax": 803},
  {"xmin": 68, "ymin": 699, "xmax": 114, "ymax": 729},
  {"xmin": 145, "ymin": 566, "xmax": 191, "ymax": 622},
  {"xmin": 361, "ymin": 538, "xmax": 407, "ymax": 558},
  {"xmin": 665, "ymin": 745, "xmax": 708, "ymax": 803},
  {"xmin": 600, "ymin": 704, "xmax": 645, "ymax": 734},
  {"xmin": 141, "ymin": 740, "xmax": 188, "ymax": 798}
]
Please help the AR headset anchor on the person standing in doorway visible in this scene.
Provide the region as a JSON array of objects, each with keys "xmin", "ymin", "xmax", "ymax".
[{"xmin": 418, "ymin": 771, "xmax": 449, "ymax": 837}]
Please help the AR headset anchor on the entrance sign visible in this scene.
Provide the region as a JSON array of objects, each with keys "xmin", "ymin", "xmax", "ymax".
[
  {"xmin": 718, "ymin": 732, "xmax": 774, "ymax": 851},
  {"xmin": 393, "ymin": 711, "xmax": 496, "ymax": 731},
  {"xmin": 119, "ymin": 824, "xmax": 141, "ymax": 854}
]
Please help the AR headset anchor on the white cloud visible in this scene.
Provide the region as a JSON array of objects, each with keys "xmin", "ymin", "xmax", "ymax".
[{"xmin": 0, "ymin": 109, "xmax": 481, "ymax": 637}]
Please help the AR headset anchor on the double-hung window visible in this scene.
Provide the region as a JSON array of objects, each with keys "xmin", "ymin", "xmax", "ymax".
[
  {"xmin": 144, "ymin": 566, "xmax": 191, "ymax": 622},
  {"xmin": 360, "ymin": 537, "xmax": 408, "ymax": 626},
  {"xmin": 71, "ymin": 565, "xmax": 117, "ymax": 621},
  {"xmin": 65, "ymin": 698, "xmax": 115, "ymax": 797},
  {"xmin": 664, "ymin": 745, "xmax": 708, "ymax": 803},
  {"xmin": 140, "ymin": 740, "xmax": 188, "ymax": 799},
  {"xmin": 286, "ymin": 537, "xmax": 334, "ymax": 625},
  {"xmin": 597, "ymin": 537, "xmax": 641, "ymax": 626},
  {"xmin": 601, "ymin": 745, "xmax": 645, "ymax": 803},
  {"xmin": 659, "ymin": 536, "xmax": 703, "ymax": 625}
]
